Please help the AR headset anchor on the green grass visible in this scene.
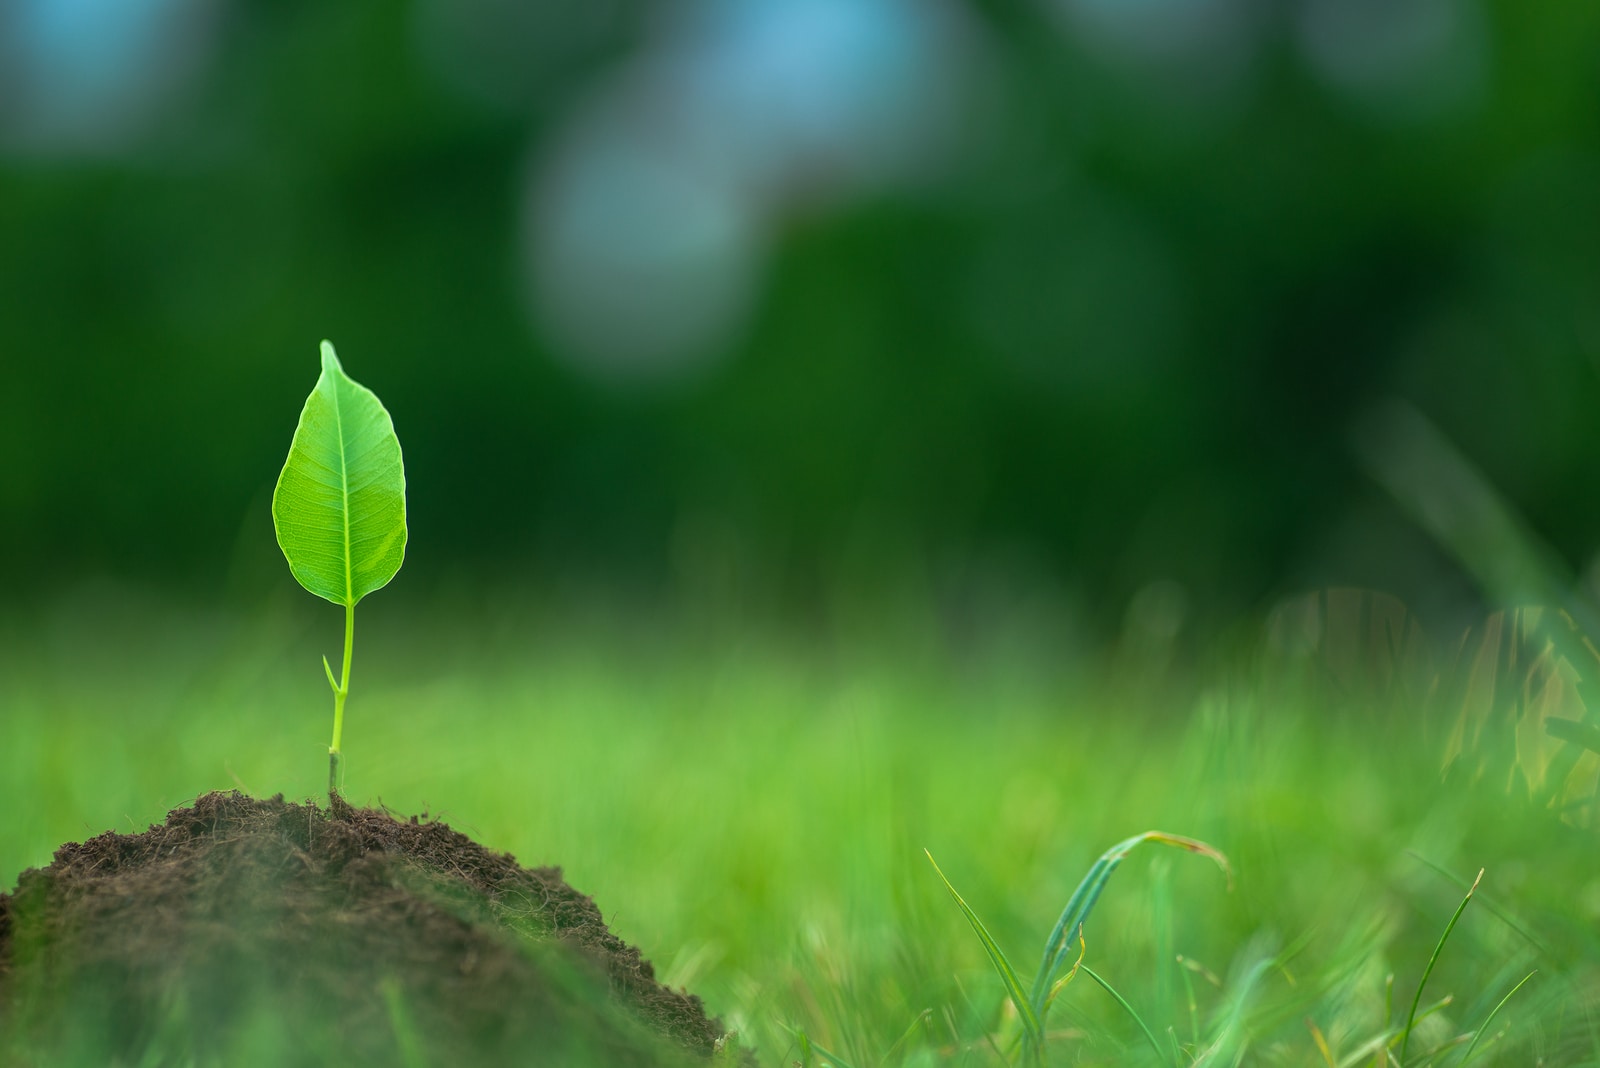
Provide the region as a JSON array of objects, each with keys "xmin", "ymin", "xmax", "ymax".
[{"xmin": 2, "ymin": 582, "xmax": 1597, "ymax": 1065}]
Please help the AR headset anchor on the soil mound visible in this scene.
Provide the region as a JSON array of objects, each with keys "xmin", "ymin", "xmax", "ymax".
[{"xmin": 0, "ymin": 791, "xmax": 733, "ymax": 1066}]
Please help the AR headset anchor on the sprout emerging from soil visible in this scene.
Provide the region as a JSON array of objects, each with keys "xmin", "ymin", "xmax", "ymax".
[{"xmin": 273, "ymin": 341, "xmax": 407, "ymax": 798}]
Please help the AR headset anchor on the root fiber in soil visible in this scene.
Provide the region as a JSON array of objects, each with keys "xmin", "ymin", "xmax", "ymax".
[{"xmin": 0, "ymin": 791, "xmax": 733, "ymax": 1066}]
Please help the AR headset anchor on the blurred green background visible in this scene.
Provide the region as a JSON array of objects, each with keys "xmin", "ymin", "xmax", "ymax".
[
  {"xmin": 3, "ymin": 0, "xmax": 1597, "ymax": 638},
  {"xmin": 6, "ymin": 6, "xmax": 1600, "ymax": 1062}
]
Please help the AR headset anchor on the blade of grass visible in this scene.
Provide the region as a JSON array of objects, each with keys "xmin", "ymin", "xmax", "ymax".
[
  {"xmin": 1178, "ymin": 957, "xmax": 1201, "ymax": 1049},
  {"xmin": 1411, "ymin": 995, "xmax": 1454, "ymax": 1027},
  {"xmin": 1406, "ymin": 852, "xmax": 1550, "ymax": 959},
  {"xmin": 1336, "ymin": 1030, "xmax": 1396, "ymax": 1068},
  {"xmin": 379, "ymin": 978, "xmax": 428, "ymax": 1068},
  {"xmin": 1399, "ymin": 868, "xmax": 1483, "ymax": 1066},
  {"xmin": 877, "ymin": 1009, "xmax": 932, "ymax": 1068},
  {"xmin": 926, "ymin": 849, "xmax": 1045, "ymax": 1056},
  {"xmin": 1423, "ymin": 1033, "xmax": 1473, "ymax": 1064},
  {"xmin": 1030, "ymin": 832, "xmax": 1230, "ymax": 1019},
  {"xmin": 806, "ymin": 1036, "xmax": 859, "ymax": 1068},
  {"xmin": 1544, "ymin": 716, "xmax": 1600, "ymax": 753},
  {"xmin": 789, "ymin": 1026, "xmax": 860, "ymax": 1068},
  {"xmin": 1082, "ymin": 964, "xmax": 1171, "ymax": 1067},
  {"xmin": 1352, "ymin": 401, "xmax": 1574, "ymax": 615},
  {"xmin": 1455, "ymin": 970, "xmax": 1535, "ymax": 1067},
  {"xmin": 950, "ymin": 967, "xmax": 1018, "ymax": 1063},
  {"xmin": 1307, "ymin": 1018, "xmax": 1336, "ymax": 1068},
  {"xmin": 1354, "ymin": 401, "xmax": 1600, "ymax": 809},
  {"xmin": 1192, "ymin": 946, "xmax": 1274, "ymax": 1068}
]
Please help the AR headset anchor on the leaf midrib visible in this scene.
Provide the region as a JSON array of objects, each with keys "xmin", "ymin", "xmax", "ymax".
[{"xmin": 332, "ymin": 377, "xmax": 353, "ymax": 607}]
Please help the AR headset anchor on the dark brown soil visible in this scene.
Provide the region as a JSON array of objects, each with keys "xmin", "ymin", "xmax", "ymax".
[{"xmin": 0, "ymin": 791, "xmax": 736, "ymax": 1066}]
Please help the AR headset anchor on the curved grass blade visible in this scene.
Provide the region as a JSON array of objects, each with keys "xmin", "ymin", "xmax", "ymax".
[
  {"xmin": 925, "ymin": 850, "xmax": 1044, "ymax": 1055},
  {"xmin": 1399, "ymin": 868, "xmax": 1482, "ymax": 1066},
  {"xmin": 1082, "ymin": 964, "xmax": 1169, "ymax": 1067},
  {"xmin": 1455, "ymin": 970, "xmax": 1534, "ymax": 1067},
  {"xmin": 1030, "ymin": 832, "xmax": 1230, "ymax": 1018},
  {"xmin": 273, "ymin": 340, "xmax": 407, "ymax": 609}
]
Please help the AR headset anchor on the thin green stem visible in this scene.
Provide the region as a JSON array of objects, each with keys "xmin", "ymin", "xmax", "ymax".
[
  {"xmin": 1081, "ymin": 965, "xmax": 1169, "ymax": 1068},
  {"xmin": 1399, "ymin": 869, "xmax": 1481, "ymax": 1066},
  {"xmin": 1456, "ymin": 970, "xmax": 1535, "ymax": 1067},
  {"xmin": 328, "ymin": 600, "xmax": 354, "ymax": 798}
]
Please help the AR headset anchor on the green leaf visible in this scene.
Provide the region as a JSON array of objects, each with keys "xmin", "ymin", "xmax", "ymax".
[
  {"xmin": 1457, "ymin": 969, "xmax": 1535, "ymax": 1067},
  {"xmin": 1031, "ymin": 831, "xmax": 1230, "ymax": 1019},
  {"xmin": 1399, "ymin": 868, "xmax": 1482, "ymax": 1066},
  {"xmin": 273, "ymin": 341, "xmax": 407, "ymax": 607},
  {"xmin": 1081, "ymin": 965, "xmax": 1169, "ymax": 1067},
  {"xmin": 925, "ymin": 850, "xmax": 1044, "ymax": 1054}
]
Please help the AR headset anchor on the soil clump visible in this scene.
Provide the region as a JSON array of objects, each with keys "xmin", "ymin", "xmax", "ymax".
[{"xmin": 0, "ymin": 791, "xmax": 733, "ymax": 1066}]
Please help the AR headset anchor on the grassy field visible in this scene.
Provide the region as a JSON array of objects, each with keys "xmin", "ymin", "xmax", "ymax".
[{"xmin": 2, "ymin": 582, "xmax": 1597, "ymax": 1066}]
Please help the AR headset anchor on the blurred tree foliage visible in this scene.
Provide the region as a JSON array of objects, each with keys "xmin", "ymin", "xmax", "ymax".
[{"xmin": 1, "ymin": 0, "xmax": 1597, "ymax": 633}]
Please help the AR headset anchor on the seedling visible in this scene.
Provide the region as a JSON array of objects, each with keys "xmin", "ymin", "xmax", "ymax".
[{"xmin": 272, "ymin": 340, "xmax": 408, "ymax": 798}]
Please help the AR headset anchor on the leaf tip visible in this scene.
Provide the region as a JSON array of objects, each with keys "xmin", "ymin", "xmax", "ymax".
[
  {"xmin": 320, "ymin": 339, "xmax": 342, "ymax": 375},
  {"xmin": 1145, "ymin": 831, "xmax": 1234, "ymax": 889}
]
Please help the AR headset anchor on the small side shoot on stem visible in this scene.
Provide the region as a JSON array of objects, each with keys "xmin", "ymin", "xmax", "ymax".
[{"xmin": 272, "ymin": 340, "xmax": 407, "ymax": 799}]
